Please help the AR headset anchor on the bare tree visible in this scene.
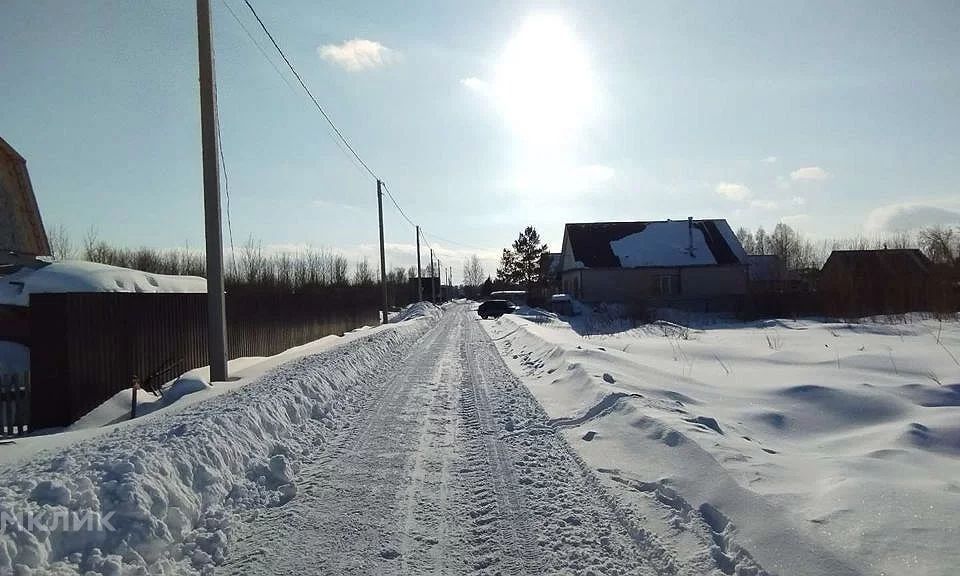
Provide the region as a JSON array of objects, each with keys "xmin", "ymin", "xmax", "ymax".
[
  {"xmin": 754, "ymin": 226, "xmax": 768, "ymax": 255},
  {"xmin": 919, "ymin": 225, "xmax": 957, "ymax": 264},
  {"xmin": 353, "ymin": 257, "xmax": 374, "ymax": 286},
  {"xmin": 462, "ymin": 254, "xmax": 485, "ymax": 287},
  {"xmin": 48, "ymin": 224, "xmax": 73, "ymax": 260},
  {"xmin": 735, "ymin": 226, "xmax": 756, "ymax": 254}
]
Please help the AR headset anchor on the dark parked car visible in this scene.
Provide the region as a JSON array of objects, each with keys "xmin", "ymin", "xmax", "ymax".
[{"xmin": 477, "ymin": 299, "xmax": 516, "ymax": 319}]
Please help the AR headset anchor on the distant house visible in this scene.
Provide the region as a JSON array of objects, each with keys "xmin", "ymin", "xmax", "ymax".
[
  {"xmin": 559, "ymin": 218, "xmax": 748, "ymax": 305},
  {"xmin": 820, "ymin": 249, "xmax": 933, "ymax": 315}
]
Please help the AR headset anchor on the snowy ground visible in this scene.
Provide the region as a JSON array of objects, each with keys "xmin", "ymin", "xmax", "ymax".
[
  {"xmin": 3, "ymin": 302, "xmax": 957, "ymax": 575},
  {"xmin": 486, "ymin": 308, "xmax": 960, "ymax": 576}
]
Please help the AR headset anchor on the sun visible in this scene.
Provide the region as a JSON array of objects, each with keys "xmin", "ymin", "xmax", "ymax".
[{"xmin": 492, "ymin": 14, "xmax": 593, "ymax": 153}]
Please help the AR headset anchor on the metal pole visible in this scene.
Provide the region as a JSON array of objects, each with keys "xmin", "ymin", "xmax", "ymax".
[
  {"xmin": 377, "ymin": 180, "xmax": 388, "ymax": 324},
  {"xmin": 430, "ymin": 249, "xmax": 436, "ymax": 303},
  {"xmin": 416, "ymin": 225, "xmax": 423, "ymax": 302},
  {"xmin": 197, "ymin": 0, "xmax": 227, "ymax": 382}
]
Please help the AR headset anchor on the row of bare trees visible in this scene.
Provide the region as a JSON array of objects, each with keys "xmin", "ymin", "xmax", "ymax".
[
  {"xmin": 46, "ymin": 227, "xmax": 422, "ymax": 297},
  {"xmin": 735, "ymin": 223, "xmax": 960, "ymax": 270}
]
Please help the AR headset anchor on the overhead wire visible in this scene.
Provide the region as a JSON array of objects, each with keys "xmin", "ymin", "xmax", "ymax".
[
  {"xmin": 227, "ymin": 0, "xmax": 484, "ymax": 266},
  {"xmin": 242, "ymin": 0, "xmax": 379, "ymax": 181}
]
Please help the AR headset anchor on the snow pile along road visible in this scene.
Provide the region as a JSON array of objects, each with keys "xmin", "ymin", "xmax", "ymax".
[
  {"xmin": 485, "ymin": 311, "xmax": 960, "ymax": 576},
  {"xmin": 0, "ymin": 305, "xmax": 440, "ymax": 575}
]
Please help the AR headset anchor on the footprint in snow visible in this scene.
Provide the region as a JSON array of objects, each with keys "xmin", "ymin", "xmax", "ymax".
[
  {"xmin": 602, "ymin": 373, "xmax": 616, "ymax": 384},
  {"xmin": 380, "ymin": 548, "xmax": 401, "ymax": 560}
]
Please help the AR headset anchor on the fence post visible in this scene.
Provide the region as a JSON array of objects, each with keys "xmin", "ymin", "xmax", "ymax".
[
  {"xmin": 0, "ymin": 374, "xmax": 7, "ymax": 437},
  {"xmin": 131, "ymin": 375, "xmax": 140, "ymax": 420}
]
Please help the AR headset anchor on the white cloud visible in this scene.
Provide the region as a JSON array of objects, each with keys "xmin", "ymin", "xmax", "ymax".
[
  {"xmin": 460, "ymin": 77, "xmax": 488, "ymax": 92},
  {"xmin": 763, "ymin": 156, "xmax": 777, "ymax": 163},
  {"xmin": 780, "ymin": 214, "xmax": 810, "ymax": 228},
  {"xmin": 790, "ymin": 166, "xmax": 830, "ymax": 181},
  {"xmin": 318, "ymin": 39, "xmax": 397, "ymax": 71},
  {"xmin": 791, "ymin": 196, "xmax": 807, "ymax": 206},
  {"xmin": 865, "ymin": 202, "xmax": 960, "ymax": 233},
  {"xmin": 715, "ymin": 182, "xmax": 751, "ymax": 202},
  {"xmin": 750, "ymin": 199, "xmax": 778, "ymax": 210}
]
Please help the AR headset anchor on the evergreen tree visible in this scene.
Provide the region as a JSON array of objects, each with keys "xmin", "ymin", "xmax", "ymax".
[{"xmin": 496, "ymin": 226, "xmax": 549, "ymax": 287}]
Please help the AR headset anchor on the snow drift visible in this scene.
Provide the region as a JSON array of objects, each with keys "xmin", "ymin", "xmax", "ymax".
[
  {"xmin": 0, "ymin": 305, "xmax": 440, "ymax": 574},
  {"xmin": 485, "ymin": 312, "xmax": 960, "ymax": 576}
]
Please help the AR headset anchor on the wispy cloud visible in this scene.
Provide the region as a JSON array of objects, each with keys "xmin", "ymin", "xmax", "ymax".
[
  {"xmin": 780, "ymin": 214, "xmax": 811, "ymax": 228},
  {"xmin": 750, "ymin": 199, "xmax": 778, "ymax": 210},
  {"xmin": 865, "ymin": 202, "xmax": 960, "ymax": 233},
  {"xmin": 460, "ymin": 77, "xmax": 488, "ymax": 92},
  {"xmin": 763, "ymin": 156, "xmax": 778, "ymax": 164},
  {"xmin": 792, "ymin": 196, "xmax": 807, "ymax": 206},
  {"xmin": 318, "ymin": 39, "xmax": 397, "ymax": 71},
  {"xmin": 716, "ymin": 182, "xmax": 751, "ymax": 201},
  {"xmin": 790, "ymin": 166, "xmax": 830, "ymax": 181}
]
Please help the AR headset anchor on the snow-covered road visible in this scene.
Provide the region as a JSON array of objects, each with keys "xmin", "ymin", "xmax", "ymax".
[{"xmin": 221, "ymin": 304, "xmax": 690, "ymax": 576}]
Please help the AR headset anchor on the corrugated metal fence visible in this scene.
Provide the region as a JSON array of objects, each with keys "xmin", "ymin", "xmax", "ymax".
[{"xmin": 29, "ymin": 289, "xmax": 380, "ymax": 429}]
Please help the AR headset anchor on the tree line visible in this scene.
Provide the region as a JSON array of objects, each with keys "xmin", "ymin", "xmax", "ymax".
[{"xmin": 735, "ymin": 222, "xmax": 960, "ymax": 270}]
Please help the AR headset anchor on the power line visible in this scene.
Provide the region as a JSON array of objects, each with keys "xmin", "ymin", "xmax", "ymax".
[
  {"xmin": 242, "ymin": 0, "xmax": 379, "ymax": 181},
  {"xmin": 220, "ymin": 0, "xmax": 297, "ymax": 95},
  {"xmin": 211, "ymin": 14, "xmax": 237, "ymax": 276},
  {"xmin": 420, "ymin": 229, "xmax": 489, "ymax": 253},
  {"xmin": 230, "ymin": 1, "xmax": 478, "ymax": 261},
  {"xmin": 379, "ymin": 182, "xmax": 416, "ymax": 229},
  {"xmin": 221, "ymin": 0, "xmax": 371, "ymax": 180}
]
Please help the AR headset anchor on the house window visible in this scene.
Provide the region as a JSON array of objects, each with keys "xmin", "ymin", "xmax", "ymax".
[{"xmin": 656, "ymin": 275, "xmax": 677, "ymax": 296}]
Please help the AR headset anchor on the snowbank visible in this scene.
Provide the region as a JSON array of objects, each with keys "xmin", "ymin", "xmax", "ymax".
[
  {"xmin": 0, "ymin": 310, "xmax": 439, "ymax": 575},
  {"xmin": 0, "ymin": 261, "xmax": 206, "ymax": 307},
  {"xmin": 484, "ymin": 313, "xmax": 960, "ymax": 576},
  {"xmin": 389, "ymin": 301, "xmax": 442, "ymax": 323}
]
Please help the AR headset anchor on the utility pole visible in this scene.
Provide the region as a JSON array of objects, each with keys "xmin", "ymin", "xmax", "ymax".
[
  {"xmin": 430, "ymin": 248, "xmax": 436, "ymax": 303},
  {"xmin": 197, "ymin": 0, "xmax": 227, "ymax": 382},
  {"xmin": 415, "ymin": 225, "xmax": 423, "ymax": 302},
  {"xmin": 438, "ymin": 258, "xmax": 442, "ymax": 302},
  {"xmin": 377, "ymin": 180, "xmax": 388, "ymax": 324}
]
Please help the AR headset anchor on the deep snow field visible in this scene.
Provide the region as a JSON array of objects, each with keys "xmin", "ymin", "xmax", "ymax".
[{"xmin": 485, "ymin": 309, "xmax": 960, "ymax": 576}]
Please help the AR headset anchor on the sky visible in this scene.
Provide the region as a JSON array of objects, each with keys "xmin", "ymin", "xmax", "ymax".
[{"xmin": 2, "ymin": 0, "xmax": 959, "ymax": 281}]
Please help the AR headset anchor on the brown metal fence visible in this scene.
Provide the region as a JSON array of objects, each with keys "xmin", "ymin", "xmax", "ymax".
[{"xmin": 28, "ymin": 289, "xmax": 380, "ymax": 429}]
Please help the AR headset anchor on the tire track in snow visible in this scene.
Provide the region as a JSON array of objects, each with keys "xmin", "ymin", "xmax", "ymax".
[{"xmin": 224, "ymin": 305, "xmax": 688, "ymax": 575}]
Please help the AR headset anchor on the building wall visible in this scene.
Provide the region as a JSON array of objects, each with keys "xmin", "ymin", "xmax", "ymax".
[
  {"xmin": 0, "ymin": 143, "xmax": 49, "ymax": 257},
  {"xmin": 561, "ymin": 265, "xmax": 747, "ymax": 303},
  {"xmin": 679, "ymin": 265, "xmax": 748, "ymax": 296}
]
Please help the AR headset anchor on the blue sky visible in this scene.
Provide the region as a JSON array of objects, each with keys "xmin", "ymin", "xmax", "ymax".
[{"xmin": 2, "ymin": 0, "xmax": 959, "ymax": 277}]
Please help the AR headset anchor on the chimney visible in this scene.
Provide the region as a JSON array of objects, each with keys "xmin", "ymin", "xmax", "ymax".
[{"xmin": 688, "ymin": 216, "xmax": 694, "ymax": 257}]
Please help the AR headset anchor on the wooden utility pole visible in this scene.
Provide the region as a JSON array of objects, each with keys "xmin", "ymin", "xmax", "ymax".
[
  {"xmin": 197, "ymin": 0, "xmax": 227, "ymax": 382},
  {"xmin": 377, "ymin": 180, "xmax": 388, "ymax": 324},
  {"xmin": 430, "ymin": 249, "xmax": 436, "ymax": 303},
  {"xmin": 415, "ymin": 225, "xmax": 423, "ymax": 302}
]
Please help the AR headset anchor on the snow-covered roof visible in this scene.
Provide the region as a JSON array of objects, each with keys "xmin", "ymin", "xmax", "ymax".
[
  {"xmin": 0, "ymin": 260, "xmax": 206, "ymax": 307},
  {"xmin": 562, "ymin": 219, "xmax": 747, "ymax": 270}
]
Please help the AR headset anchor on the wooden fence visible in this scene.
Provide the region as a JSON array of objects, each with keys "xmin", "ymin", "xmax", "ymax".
[
  {"xmin": 28, "ymin": 289, "xmax": 381, "ymax": 429},
  {"xmin": 0, "ymin": 372, "xmax": 30, "ymax": 437}
]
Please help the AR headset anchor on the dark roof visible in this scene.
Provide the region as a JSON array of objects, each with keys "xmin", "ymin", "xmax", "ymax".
[
  {"xmin": 563, "ymin": 219, "xmax": 744, "ymax": 269},
  {"xmin": 822, "ymin": 249, "xmax": 931, "ymax": 276}
]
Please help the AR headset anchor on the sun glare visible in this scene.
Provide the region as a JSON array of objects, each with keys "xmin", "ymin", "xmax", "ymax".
[{"xmin": 493, "ymin": 14, "xmax": 593, "ymax": 153}]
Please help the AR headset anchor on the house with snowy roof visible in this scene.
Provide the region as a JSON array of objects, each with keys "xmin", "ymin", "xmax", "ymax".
[{"xmin": 559, "ymin": 218, "xmax": 749, "ymax": 304}]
